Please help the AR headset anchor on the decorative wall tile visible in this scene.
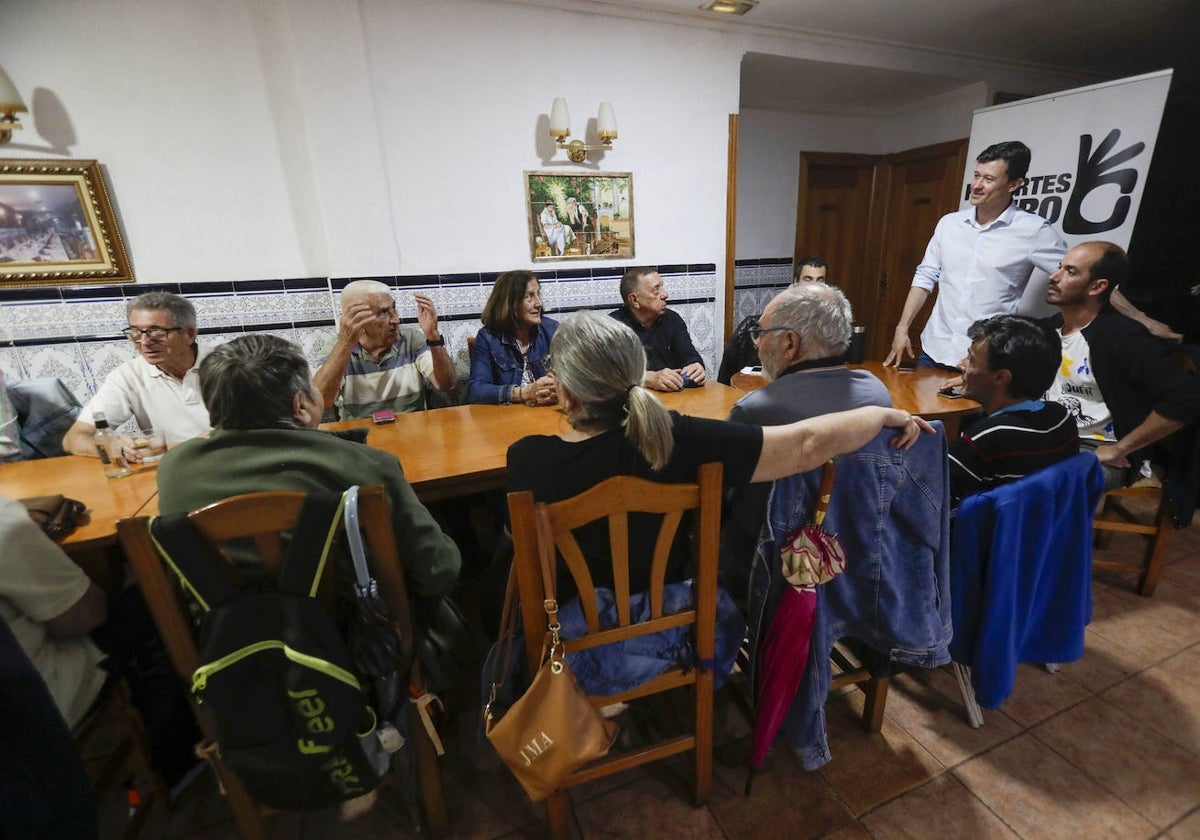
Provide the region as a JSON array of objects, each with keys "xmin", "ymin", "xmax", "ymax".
[
  {"xmin": 5, "ymin": 302, "xmax": 71, "ymax": 342},
  {"xmin": 0, "ymin": 346, "xmax": 25, "ymax": 382},
  {"xmin": 189, "ymin": 293, "xmax": 243, "ymax": 331},
  {"xmin": 80, "ymin": 340, "xmax": 140, "ymax": 400},
  {"xmin": 21, "ymin": 343, "xmax": 90, "ymax": 405}
]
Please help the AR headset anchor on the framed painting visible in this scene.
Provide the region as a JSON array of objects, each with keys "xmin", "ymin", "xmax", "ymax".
[
  {"xmin": 525, "ymin": 171, "xmax": 633, "ymax": 262},
  {"xmin": 0, "ymin": 158, "xmax": 134, "ymax": 288}
]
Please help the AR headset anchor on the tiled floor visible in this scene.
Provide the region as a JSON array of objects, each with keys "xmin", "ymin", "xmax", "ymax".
[{"xmin": 113, "ymin": 510, "xmax": 1200, "ymax": 839}]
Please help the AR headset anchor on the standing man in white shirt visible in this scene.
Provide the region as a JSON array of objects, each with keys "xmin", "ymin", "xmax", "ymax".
[
  {"xmin": 62, "ymin": 292, "xmax": 211, "ymax": 461},
  {"xmin": 885, "ymin": 140, "xmax": 1175, "ymax": 370}
]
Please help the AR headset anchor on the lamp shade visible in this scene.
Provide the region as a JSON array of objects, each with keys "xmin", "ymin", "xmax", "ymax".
[
  {"xmin": 550, "ymin": 97, "xmax": 570, "ymax": 138},
  {"xmin": 0, "ymin": 66, "xmax": 27, "ymax": 113},
  {"xmin": 597, "ymin": 101, "xmax": 617, "ymax": 140}
]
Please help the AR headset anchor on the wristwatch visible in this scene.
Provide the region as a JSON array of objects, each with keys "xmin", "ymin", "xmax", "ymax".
[{"xmin": 426, "ymin": 336, "xmax": 445, "ymax": 347}]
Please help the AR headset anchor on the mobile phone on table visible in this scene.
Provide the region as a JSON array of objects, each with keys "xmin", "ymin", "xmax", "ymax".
[
  {"xmin": 372, "ymin": 409, "xmax": 396, "ymax": 424},
  {"xmin": 938, "ymin": 385, "xmax": 965, "ymax": 399}
]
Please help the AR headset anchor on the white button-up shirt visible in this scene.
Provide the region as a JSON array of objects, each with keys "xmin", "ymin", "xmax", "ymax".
[
  {"xmin": 913, "ymin": 204, "xmax": 1065, "ymax": 366},
  {"xmin": 81, "ymin": 344, "xmax": 212, "ymax": 443}
]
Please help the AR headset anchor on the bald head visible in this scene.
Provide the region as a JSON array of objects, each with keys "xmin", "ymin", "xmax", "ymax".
[{"xmin": 340, "ymin": 279, "xmax": 393, "ymax": 310}]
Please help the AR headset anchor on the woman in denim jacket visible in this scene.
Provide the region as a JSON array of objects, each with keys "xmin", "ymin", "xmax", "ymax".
[{"xmin": 468, "ymin": 270, "xmax": 559, "ymax": 405}]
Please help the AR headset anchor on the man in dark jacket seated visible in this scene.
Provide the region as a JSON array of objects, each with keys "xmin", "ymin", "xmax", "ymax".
[
  {"xmin": 1042, "ymin": 242, "xmax": 1200, "ymax": 489},
  {"xmin": 949, "ymin": 315, "xmax": 1079, "ymax": 502}
]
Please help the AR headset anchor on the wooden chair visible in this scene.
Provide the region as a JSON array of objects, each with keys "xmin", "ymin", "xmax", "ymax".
[
  {"xmin": 1092, "ymin": 483, "xmax": 1172, "ymax": 596},
  {"xmin": 730, "ymin": 371, "xmax": 767, "ymax": 392},
  {"xmin": 507, "ymin": 462, "xmax": 722, "ymax": 839},
  {"xmin": 74, "ymin": 679, "xmax": 171, "ymax": 838},
  {"xmin": 116, "ymin": 486, "xmax": 448, "ymax": 839}
]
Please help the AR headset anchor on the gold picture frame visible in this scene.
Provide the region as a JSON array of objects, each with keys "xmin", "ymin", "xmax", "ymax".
[
  {"xmin": 0, "ymin": 158, "xmax": 134, "ymax": 287},
  {"xmin": 525, "ymin": 171, "xmax": 634, "ymax": 262}
]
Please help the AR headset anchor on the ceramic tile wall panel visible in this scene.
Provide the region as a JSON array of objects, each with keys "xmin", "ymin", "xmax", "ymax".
[
  {"xmin": 732, "ymin": 258, "xmax": 793, "ymax": 329},
  {"xmin": 233, "ymin": 280, "xmax": 286, "ymax": 327},
  {"xmin": 186, "ymin": 282, "xmax": 240, "ymax": 331},
  {"xmin": 0, "ymin": 345, "xmax": 24, "ymax": 382},
  {"xmin": 0, "ymin": 263, "xmax": 722, "ymax": 403},
  {"xmin": 19, "ymin": 341, "xmax": 90, "ymax": 406},
  {"xmin": 79, "ymin": 340, "xmax": 140, "ymax": 399}
]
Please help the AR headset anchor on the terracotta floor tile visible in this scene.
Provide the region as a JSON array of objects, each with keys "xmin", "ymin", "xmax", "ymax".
[
  {"xmin": 1165, "ymin": 806, "xmax": 1200, "ymax": 839},
  {"xmin": 1101, "ymin": 666, "xmax": 1200, "ymax": 758},
  {"xmin": 708, "ymin": 739, "xmax": 853, "ymax": 840},
  {"xmin": 1163, "ymin": 643, "xmax": 1200, "ymax": 687},
  {"xmin": 992, "ymin": 662, "xmax": 1093, "ymax": 728},
  {"xmin": 818, "ymin": 693, "xmax": 945, "ymax": 815},
  {"xmin": 1163, "ymin": 560, "xmax": 1200, "ymax": 596},
  {"xmin": 571, "ymin": 773, "xmax": 725, "ymax": 840},
  {"xmin": 883, "ymin": 668, "xmax": 1023, "ymax": 768},
  {"xmin": 954, "ymin": 735, "xmax": 1156, "ymax": 840},
  {"xmin": 1033, "ymin": 696, "xmax": 1200, "ymax": 827},
  {"xmin": 860, "ymin": 773, "xmax": 1018, "ymax": 839},
  {"xmin": 1057, "ymin": 625, "xmax": 1148, "ymax": 694},
  {"xmin": 822, "ymin": 821, "xmax": 874, "ymax": 840},
  {"xmin": 1088, "ymin": 587, "xmax": 1200, "ymax": 663}
]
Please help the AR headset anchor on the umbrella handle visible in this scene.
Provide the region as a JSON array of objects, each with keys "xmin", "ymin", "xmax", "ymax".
[{"xmin": 813, "ymin": 461, "xmax": 836, "ymax": 528}]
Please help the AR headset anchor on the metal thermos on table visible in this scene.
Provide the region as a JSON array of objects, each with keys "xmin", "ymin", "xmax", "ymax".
[{"xmin": 848, "ymin": 326, "xmax": 866, "ymax": 364}]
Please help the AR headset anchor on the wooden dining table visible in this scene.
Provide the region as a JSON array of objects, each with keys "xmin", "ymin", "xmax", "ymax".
[
  {"xmin": 322, "ymin": 380, "xmax": 747, "ymax": 502},
  {"xmin": 731, "ymin": 360, "xmax": 980, "ymax": 437},
  {"xmin": 0, "ymin": 382, "xmax": 747, "ymax": 550},
  {"xmin": 0, "ymin": 456, "xmax": 161, "ymax": 562}
]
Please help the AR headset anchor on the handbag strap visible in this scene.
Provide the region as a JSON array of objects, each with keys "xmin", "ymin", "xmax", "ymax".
[
  {"xmin": 484, "ymin": 504, "xmax": 565, "ymax": 722},
  {"xmin": 342, "ymin": 485, "xmax": 373, "ymax": 592}
]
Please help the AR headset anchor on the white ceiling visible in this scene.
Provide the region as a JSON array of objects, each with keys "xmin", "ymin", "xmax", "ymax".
[{"xmin": 519, "ymin": 0, "xmax": 1200, "ymax": 112}]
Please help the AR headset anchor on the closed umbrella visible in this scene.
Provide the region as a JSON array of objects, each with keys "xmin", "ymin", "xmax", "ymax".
[{"xmin": 746, "ymin": 463, "xmax": 846, "ymax": 795}]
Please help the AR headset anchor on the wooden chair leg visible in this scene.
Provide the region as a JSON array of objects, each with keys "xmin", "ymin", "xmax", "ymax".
[
  {"xmin": 546, "ymin": 790, "xmax": 571, "ymax": 840},
  {"xmin": 952, "ymin": 663, "xmax": 984, "ymax": 729},
  {"xmin": 411, "ymin": 701, "xmax": 449, "ymax": 838},
  {"xmin": 693, "ymin": 677, "xmax": 713, "ymax": 806},
  {"xmin": 1137, "ymin": 495, "xmax": 1173, "ymax": 596},
  {"xmin": 861, "ymin": 675, "xmax": 890, "ymax": 733}
]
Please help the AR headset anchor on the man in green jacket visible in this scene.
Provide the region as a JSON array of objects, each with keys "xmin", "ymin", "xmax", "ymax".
[{"xmin": 157, "ymin": 333, "xmax": 461, "ymax": 617}]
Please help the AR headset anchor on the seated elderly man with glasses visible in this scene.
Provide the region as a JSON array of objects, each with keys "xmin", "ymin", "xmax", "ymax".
[{"xmin": 62, "ymin": 292, "xmax": 211, "ymax": 461}]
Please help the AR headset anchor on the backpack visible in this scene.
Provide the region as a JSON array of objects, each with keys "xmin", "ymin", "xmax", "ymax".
[{"xmin": 149, "ymin": 492, "xmax": 389, "ymax": 811}]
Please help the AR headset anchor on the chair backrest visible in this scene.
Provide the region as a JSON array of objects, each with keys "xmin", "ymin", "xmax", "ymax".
[
  {"xmin": 118, "ymin": 486, "xmax": 413, "ymax": 687},
  {"xmin": 505, "ymin": 461, "xmax": 722, "ymax": 832},
  {"xmin": 508, "ymin": 461, "xmax": 722, "ymax": 677},
  {"xmin": 950, "ymin": 451, "xmax": 1105, "ymax": 708},
  {"xmin": 115, "ymin": 486, "xmax": 450, "ymax": 837}
]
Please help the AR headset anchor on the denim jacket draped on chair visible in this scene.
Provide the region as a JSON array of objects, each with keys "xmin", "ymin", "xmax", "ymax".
[{"xmin": 746, "ymin": 425, "xmax": 952, "ymax": 770}]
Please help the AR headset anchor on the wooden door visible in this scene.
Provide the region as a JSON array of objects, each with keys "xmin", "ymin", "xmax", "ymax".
[
  {"xmin": 867, "ymin": 140, "xmax": 968, "ymax": 361},
  {"xmin": 794, "ymin": 153, "xmax": 878, "ymax": 324}
]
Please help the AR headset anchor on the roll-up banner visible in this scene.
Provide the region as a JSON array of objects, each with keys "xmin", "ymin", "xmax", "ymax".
[{"xmin": 963, "ymin": 69, "xmax": 1173, "ymax": 315}]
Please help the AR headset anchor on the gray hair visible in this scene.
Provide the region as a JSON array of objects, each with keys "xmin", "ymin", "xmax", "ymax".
[
  {"xmin": 340, "ymin": 279, "xmax": 393, "ymax": 309},
  {"xmin": 126, "ymin": 291, "xmax": 196, "ymax": 330},
  {"xmin": 199, "ymin": 334, "xmax": 314, "ymax": 430},
  {"xmin": 770, "ymin": 283, "xmax": 853, "ymax": 357},
  {"xmin": 551, "ymin": 311, "xmax": 674, "ymax": 470}
]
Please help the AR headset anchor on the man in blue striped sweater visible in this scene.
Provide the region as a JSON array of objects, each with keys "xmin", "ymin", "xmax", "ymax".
[{"xmin": 950, "ymin": 315, "xmax": 1079, "ymax": 502}]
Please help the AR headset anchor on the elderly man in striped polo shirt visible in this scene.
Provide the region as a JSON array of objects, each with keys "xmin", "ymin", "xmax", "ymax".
[{"xmin": 313, "ymin": 280, "xmax": 457, "ymax": 419}]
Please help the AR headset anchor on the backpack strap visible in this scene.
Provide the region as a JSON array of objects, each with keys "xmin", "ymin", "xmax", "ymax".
[
  {"xmin": 275, "ymin": 491, "xmax": 348, "ymax": 598},
  {"xmin": 149, "ymin": 512, "xmax": 241, "ymax": 614}
]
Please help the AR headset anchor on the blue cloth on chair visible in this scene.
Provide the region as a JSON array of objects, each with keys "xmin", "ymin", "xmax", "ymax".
[
  {"xmin": 558, "ymin": 581, "xmax": 745, "ymax": 696},
  {"xmin": 950, "ymin": 451, "xmax": 1106, "ymax": 708}
]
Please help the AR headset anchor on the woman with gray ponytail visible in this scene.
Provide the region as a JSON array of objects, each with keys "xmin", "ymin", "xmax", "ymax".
[{"xmin": 507, "ymin": 311, "xmax": 931, "ymax": 602}]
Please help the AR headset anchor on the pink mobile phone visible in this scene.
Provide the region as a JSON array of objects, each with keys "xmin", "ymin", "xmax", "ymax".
[{"xmin": 372, "ymin": 410, "xmax": 396, "ymax": 424}]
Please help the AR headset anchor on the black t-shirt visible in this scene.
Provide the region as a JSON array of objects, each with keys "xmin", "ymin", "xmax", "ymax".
[{"xmin": 507, "ymin": 412, "xmax": 762, "ymax": 599}]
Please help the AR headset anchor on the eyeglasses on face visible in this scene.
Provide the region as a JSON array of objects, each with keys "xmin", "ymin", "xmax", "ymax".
[
  {"xmin": 122, "ymin": 326, "xmax": 183, "ymax": 341},
  {"xmin": 747, "ymin": 325, "xmax": 793, "ymax": 342}
]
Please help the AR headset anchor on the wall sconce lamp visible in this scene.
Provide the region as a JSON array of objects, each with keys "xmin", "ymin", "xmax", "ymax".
[
  {"xmin": 549, "ymin": 98, "xmax": 617, "ymax": 163},
  {"xmin": 0, "ymin": 66, "xmax": 28, "ymax": 144}
]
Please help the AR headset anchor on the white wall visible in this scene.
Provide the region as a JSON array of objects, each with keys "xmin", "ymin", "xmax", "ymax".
[
  {"xmin": 0, "ymin": 0, "xmax": 743, "ymax": 284},
  {"xmin": 0, "ymin": 0, "xmax": 1092, "ymax": 283},
  {"xmin": 734, "ymin": 82, "xmax": 992, "ymax": 260}
]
